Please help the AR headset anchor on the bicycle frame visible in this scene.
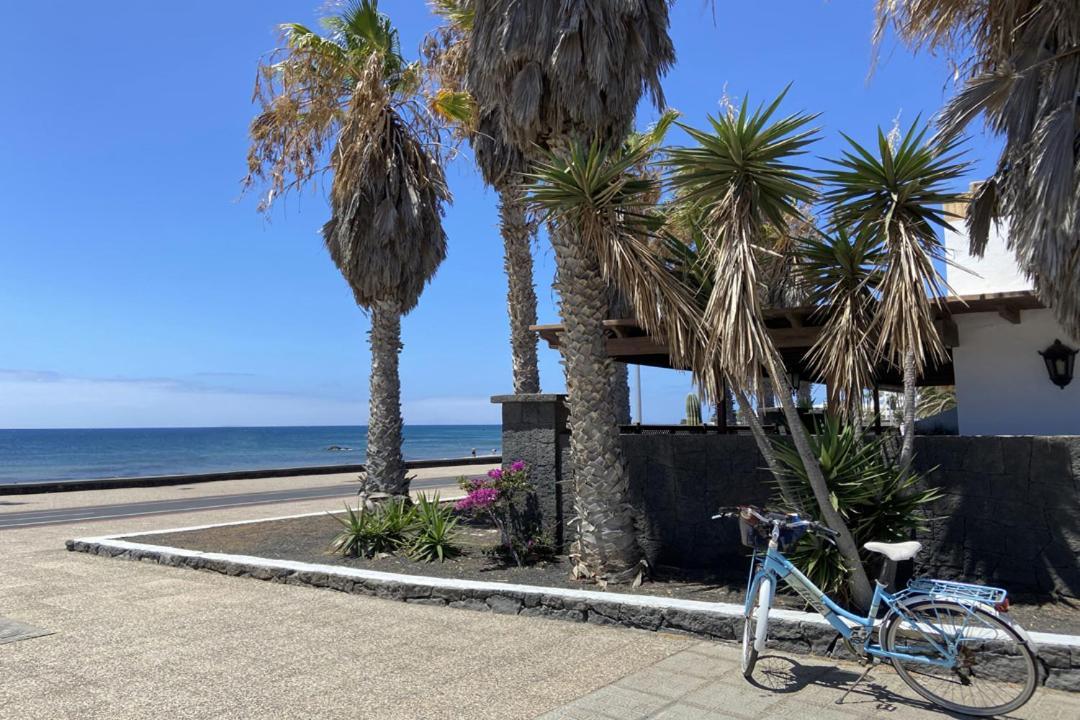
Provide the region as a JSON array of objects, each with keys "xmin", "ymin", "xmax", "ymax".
[{"xmin": 747, "ymin": 542, "xmax": 957, "ymax": 668}]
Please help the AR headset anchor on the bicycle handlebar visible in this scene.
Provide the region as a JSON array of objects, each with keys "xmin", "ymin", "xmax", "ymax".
[{"xmin": 712, "ymin": 504, "xmax": 839, "ymax": 540}]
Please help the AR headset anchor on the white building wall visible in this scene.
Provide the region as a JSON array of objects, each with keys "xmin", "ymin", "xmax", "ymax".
[
  {"xmin": 942, "ymin": 209, "xmax": 1030, "ymax": 295},
  {"xmin": 953, "ymin": 309, "xmax": 1080, "ymax": 435}
]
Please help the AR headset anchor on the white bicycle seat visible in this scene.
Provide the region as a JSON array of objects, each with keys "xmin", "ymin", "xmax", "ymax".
[{"xmin": 864, "ymin": 541, "xmax": 922, "ymax": 562}]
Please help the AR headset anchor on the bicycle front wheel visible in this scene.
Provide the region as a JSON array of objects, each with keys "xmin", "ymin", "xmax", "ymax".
[
  {"xmin": 882, "ymin": 599, "xmax": 1037, "ymax": 716},
  {"xmin": 742, "ymin": 576, "xmax": 772, "ymax": 678}
]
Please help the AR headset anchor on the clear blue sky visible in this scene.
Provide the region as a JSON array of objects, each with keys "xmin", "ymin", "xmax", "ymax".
[{"xmin": 0, "ymin": 1, "xmax": 996, "ymax": 429}]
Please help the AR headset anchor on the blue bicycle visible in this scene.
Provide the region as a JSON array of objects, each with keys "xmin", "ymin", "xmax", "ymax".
[{"xmin": 721, "ymin": 506, "xmax": 1038, "ymax": 716}]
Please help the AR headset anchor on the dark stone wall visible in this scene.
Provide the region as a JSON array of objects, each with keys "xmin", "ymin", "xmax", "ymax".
[
  {"xmin": 622, "ymin": 434, "xmax": 772, "ymax": 577},
  {"xmin": 493, "ymin": 394, "xmax": 1080, "ymax": 597},
  {"xmin": 913, "ymin": 436, "xmax": 1080, "ymax": 598},
  {"xmin": 492, "ymin": 394, "xmax": 571, "ymax": 547}
]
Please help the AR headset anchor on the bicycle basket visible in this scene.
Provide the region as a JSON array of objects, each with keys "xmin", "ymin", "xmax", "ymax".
[{"xmin": 738, "ymin": 514, "xmax": 807, "ymax": 550}]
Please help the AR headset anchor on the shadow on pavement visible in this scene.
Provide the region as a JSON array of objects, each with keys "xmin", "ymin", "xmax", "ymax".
[{"xmin": 748, "ymin": 655, "xmax": 1008, "ymax": 719}]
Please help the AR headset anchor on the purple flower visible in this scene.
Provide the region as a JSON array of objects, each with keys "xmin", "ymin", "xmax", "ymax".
[
  {"xmin": 509, "ymin": 460, "xmax": 526, "ymax": 473},
  {"xmin": 487, "ymin": 468, "xmax": 504, "ymax": 481},
  {"xmin": 455, "ymin": 486, "xmax": 500, "ymax": 512}
]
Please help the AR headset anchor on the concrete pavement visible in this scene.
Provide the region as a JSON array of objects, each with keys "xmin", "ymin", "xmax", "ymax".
[{"xmin": 3, "ymin": 474, "xmax": 1079, "ymax": 719}]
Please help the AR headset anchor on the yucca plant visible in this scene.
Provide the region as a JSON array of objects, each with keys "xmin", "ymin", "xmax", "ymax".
[
  {"xmin": 329, "ymin": 498, "xmax": 417, "ymax": 558},
  {"xmin": 799, "ymin": 226, "xmax": 885, "ymax": 420},
  {"xmin": 408, "ymin": 493, "xmax": 461, "ymax": 562},
  {"xmin": 773, "ymin": 417, "xmax": 941, "ymax": 603},
  {"xmin": 664, "ymin": 90, "xmax": 874, "ymax": 608},
  {"xmin": 821, "ymin": 122, "xmax": 967, "ymax": 469}
]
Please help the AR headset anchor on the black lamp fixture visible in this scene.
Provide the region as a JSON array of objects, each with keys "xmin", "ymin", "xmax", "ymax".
[
  {"xmin": 1039, "ymin": 339, "xmax": 1077, "ymax": 389},
  {"xmin": 788, "ymin": 367, "xmax": 801, "ymax": 394}
]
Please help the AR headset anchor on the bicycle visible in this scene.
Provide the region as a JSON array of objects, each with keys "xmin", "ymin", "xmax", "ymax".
[{"xmin": 717, "ymin": 506, "xmax": 1039, "ymax": 717}]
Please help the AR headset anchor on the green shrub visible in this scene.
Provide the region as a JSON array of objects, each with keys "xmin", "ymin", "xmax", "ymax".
[
  {"xmin": 328, "ymin": 498, "xmax": 417, "ymax": 558},
  {"xmin": 408, "ymin": 492, "xmax": 461, "ymax": 562},
  {"xmin": 773, "ymin": 416, "xmax": 941, "ymax": 603}
]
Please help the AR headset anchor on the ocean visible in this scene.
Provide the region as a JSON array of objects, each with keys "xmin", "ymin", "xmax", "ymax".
[{"xmin": 0, "ymin": 426, "xmax": 502, "ymax": 484}]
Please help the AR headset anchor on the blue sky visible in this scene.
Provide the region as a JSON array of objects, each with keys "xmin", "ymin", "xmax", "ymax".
[{"xmin": 0, "ymin": 1, "xmax": 996, "ymax": 429}]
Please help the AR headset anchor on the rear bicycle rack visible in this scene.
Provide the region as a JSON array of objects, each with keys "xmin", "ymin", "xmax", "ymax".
[{"xmin": 905, "ymin": 578, "xmax": 1007, "ymax": 606}]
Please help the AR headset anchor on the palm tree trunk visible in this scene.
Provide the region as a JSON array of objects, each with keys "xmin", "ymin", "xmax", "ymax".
[
  {"xmin": 610, "ymin": 363, "xmax": 632, "ymax": 425},
  {"xmin": 499, "ymin": 185, "xmax": 541, "ymax": 394},
  {"xmin": 365, "ymin": 298, "xmax": 408, "ymax": 496},
  {"xmin": 551, "ymin": 226, "xmax": 642, "ymax": 584},
  {"xmin": 899, "ymin": 350, "xmax": 917, "ymax": 472},
  {"xmin": 762, "ymin": 350, "xmax": 874, "ymax": 609},
  {"xmin": 735, "ymin": 388, "xmax": 798, "ymax": 509}
]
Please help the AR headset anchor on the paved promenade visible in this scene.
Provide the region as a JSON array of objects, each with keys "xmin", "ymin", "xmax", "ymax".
[{"xmin": 2, "ymin": 471, "xmax": 1078, "ymax": 719}]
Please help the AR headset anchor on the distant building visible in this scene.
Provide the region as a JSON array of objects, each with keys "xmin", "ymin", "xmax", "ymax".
[{"xmin": 943, "ymin": 201, "xmax": 1079, "ymax": 436}]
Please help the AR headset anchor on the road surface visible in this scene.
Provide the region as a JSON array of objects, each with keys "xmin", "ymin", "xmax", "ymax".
[{"xmin": 0, "ymin": 475, "xmax": 460, "ymax": 530}]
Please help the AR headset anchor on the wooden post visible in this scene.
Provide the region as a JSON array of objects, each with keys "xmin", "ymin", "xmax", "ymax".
[{"xmin": 873, "ymin": 385, "xmax": 882, "ymax": 434}]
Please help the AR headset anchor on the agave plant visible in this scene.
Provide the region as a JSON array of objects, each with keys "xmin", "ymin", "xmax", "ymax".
[
  {"xmin": 245, "ymin": 1, "xmax": 449, "ymax": 497},
  {"xmin": 876, "ymin": 0, "xmax": 1080, "ymax": 339},
  {"xmin": 329, "ymin": 498, "xmax": 417, "ymax": 558},
  {"xmin": 773, "ymin": 416, "xmax": 941, "ymax": 602},
  {"xmin": 821, "ymin": 122, "xmax": 967, "ymax": 468},
  {"xmin": 408, "ymin": 493, "xmax": 461, "ymax": 562}
]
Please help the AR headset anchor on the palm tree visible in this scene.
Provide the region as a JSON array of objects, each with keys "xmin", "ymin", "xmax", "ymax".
[
  {"xmin": 244, "ymin": 1, "xmax": 449, "ymax": 496},
  {"xmin": 822, "ymin": 123, "xmax": 967, "ymax": 470},
  {"xmin": 425, "ymin": 1, "xmax": 541, "ymax": 394},
  {"xmin": 666, "ymin": 92, "xmax": 874, "ymax": 607},
  {"xmin": 876, "ymin": 1, "xmax": 1080, "ymax": 339},
  {"xmin": 798, "ymin": 227, "xmax": 884, "ymax": 420},
  {"xmin": 467, "ymin": 1, "xmax": 675, "ymax": 583}
]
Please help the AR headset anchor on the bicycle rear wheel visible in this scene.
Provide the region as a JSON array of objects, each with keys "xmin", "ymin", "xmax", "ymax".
[
  {"xmin": 742, "ymin": 576, "xmax": 772, "ymax": 678},
  {"xmin": 882, "ymin": 599, "xmax": 1037, "ymax": 716}
]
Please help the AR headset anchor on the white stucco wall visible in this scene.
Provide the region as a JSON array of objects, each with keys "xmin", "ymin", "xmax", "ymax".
[
  {"xmin": 953, "ymin": 309, "xmax": 1080, "ymax": 435},
  {"xmin": 943, "ymin": 213, "xmax": 1030, "ymax": 295}
]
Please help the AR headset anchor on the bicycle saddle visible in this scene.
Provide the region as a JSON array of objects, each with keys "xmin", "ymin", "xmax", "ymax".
[{"xmin": 864, "ymin": 541, "xmax": 922, "ymax": 562}]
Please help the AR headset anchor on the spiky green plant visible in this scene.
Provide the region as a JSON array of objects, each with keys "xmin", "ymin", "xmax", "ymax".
[
  {"xmin": 328, "ymin": 498, "xmax": 417, "ymax": 558},
  {"xmin": 773, "ymin": 417, "xmax": 942, "ymax": 603},
  {"xmin": 408, "ymin": 493, "xmax": 461, "ymax": 562},
  {"xmin": 684, "ymin": 393, "xmax": 702, "ymax": 426}
]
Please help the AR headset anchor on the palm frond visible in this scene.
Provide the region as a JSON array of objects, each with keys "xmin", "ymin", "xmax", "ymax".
[
  {"xmin": 821, "ymin": 121, "xmax": 968, "ymax": 373},
  {"xmin": 665, "ymin": 89, "xmax": 819, "ymax": 387}
]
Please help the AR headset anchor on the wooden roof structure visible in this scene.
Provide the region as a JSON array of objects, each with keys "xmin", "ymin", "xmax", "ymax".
[{"xmin": 533, "ymin": 290, "xmax": 1044, "ymax": 390}]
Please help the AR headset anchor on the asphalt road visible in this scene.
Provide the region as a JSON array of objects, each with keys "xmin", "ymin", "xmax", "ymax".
[{"xmin": 0, "ymin": 475, "xmax": 461, "ymax": 530}]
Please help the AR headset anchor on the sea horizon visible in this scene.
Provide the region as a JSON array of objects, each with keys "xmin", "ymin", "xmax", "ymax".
[{"xmin": 0, "ymin": 425, "xmax": 502, "ymax": 484}]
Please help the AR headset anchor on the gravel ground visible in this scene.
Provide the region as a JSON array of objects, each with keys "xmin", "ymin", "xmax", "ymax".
[{"xmin": 128, "ymin": 512, "xmax": 1080, "ymax": 634}]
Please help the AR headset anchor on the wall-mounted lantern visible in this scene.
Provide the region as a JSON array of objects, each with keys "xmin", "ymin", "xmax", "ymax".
[{"xmin": 1039, "ymin": 339, "xmax": 1077, "ymax": 389}]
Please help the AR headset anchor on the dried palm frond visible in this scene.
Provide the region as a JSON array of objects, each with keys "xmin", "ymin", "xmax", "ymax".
[
  {"xmin": 467, "ymin": 0, "xmax": 675, "ymax": 150},
  {"xmin": 877, "ymin": 0, "xmax": 1080, "ymax": 338},
  {"xmin": 821, "ymin": 122, "xmax": 967, "ymax": 373},
  {"xmin": 665, "ymin": 91, "xmax": 819, "ymax": 389},
  {"xmin": 525, "ymin": 139, "xmax": 704, "ymax": 375},
  {"xmin": 800, "ymin": 227, "xmax": 885, "ymax": 418},
  {"xmin": 244, "ymin": 1, "xmax": 449, "ymax": 313}
]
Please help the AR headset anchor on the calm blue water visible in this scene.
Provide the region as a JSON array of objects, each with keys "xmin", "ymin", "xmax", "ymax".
[{"xmin": 0, "ymin": 426, "xmax": 502, "ymax": 484}]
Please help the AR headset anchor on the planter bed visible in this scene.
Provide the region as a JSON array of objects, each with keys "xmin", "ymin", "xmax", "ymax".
[{"xmin": 67, "ymin": 511, "xmax": 1080, "ymax": 692}]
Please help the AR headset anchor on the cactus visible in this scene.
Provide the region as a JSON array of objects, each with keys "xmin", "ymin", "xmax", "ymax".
[{"xmin": 684, "ymin": 393, "xmax": 702, "ymax": 426}]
